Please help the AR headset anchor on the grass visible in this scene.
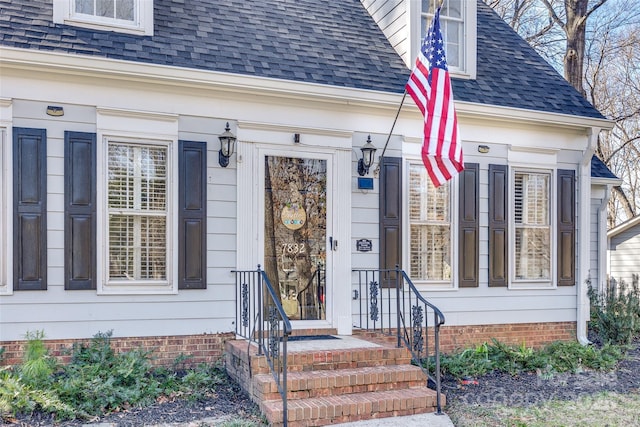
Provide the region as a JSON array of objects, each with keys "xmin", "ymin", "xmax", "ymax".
[{"xmin": 448, "ymin": 392, "xmax": 640, "ymax": 427}]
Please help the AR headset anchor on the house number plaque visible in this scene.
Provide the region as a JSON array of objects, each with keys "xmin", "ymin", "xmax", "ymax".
[{"xmin": 356, "ymin": 239, "xmax": 372, "ymax": 252}]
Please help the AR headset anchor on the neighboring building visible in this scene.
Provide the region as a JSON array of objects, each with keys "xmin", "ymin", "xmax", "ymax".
[
  {"xmin": 608, "ymin": 215, "xmax": 640, "ymax": 289},
  {"xmin": 0, "ymin": 0, "xmax": 616, "ymax": 363}
]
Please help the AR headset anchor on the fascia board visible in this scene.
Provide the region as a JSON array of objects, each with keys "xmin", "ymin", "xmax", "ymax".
[
  {"xmin": 608, "ymin": 215, "xmax": 640, "ymax": 238},
  {"xmin": 1, "ymin": 46, "xmax": 613, "ymax": 132},
  {"xmin": 592, "ymin": 177, "xmax": 623, "ymax": 186},
  {"xmin": 0, "ymin": 46, "xmax": 404, "ymax": 110},
  {"xmin": 454, "ymin": 100, "xmax": 614, "ymax": 132}
]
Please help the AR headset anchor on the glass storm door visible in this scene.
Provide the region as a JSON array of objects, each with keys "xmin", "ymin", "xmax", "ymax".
[{"xmin": 264, "ymin": 155, "xmax": 327, "ymax": 321}]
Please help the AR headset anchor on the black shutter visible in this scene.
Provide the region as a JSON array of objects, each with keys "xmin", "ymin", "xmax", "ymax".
[
  {"xmin": 488, "ymin": 164, "xmax": 508, "ymax": 287},
  {"xmin": 459, "ymin": 163, "xmax": 479, "ymax": 288},
  {"xmin": 178, "ymin": 140, "xmax": 207, "ymax": 289},
  {"xmin": 13, "ymin": 128, "xmax": 47, "ymax": 291},
  {"xmin": 64, "ymin": 132, "xmax": 96, "ymax": 290},
  {"xmin": 557, "ymin": 169, "xmax": 576, "ymax": 286},
  {"xmin": 379, "ymin": 157, "xmax": 402, "ymax": 287}
]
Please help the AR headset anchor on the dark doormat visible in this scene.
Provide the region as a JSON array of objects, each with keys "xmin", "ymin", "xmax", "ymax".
[{"xmin": 284, "ymin": 335, "xmax": 339, "ymax": 342}]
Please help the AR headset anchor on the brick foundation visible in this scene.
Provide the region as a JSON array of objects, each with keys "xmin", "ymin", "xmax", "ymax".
[
  {"xmin": 0, "ymin": 332, "xmax": 235, "ymax": 367},
  {"xmin": 437, "ymin": 321, "xmax": 577, "ymax": 353},
  {"xmin": 1, "ymin": 322, "xmax": 577, "ymax": 367}
]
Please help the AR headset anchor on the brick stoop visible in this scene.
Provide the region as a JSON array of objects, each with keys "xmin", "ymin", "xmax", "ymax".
[{"xmin": 224, "ymin": 332, "xmax": 443, "ymax": 426}]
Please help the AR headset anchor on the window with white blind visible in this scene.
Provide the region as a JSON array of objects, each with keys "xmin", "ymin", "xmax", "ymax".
[
  {"xmin": 53, "ymin": 0, "xmax": 154, "ymax": 35},
  {"xmin": 513, "ymin": 170, "xmax": 551, "ymax": 283},
  {"xmin": 408, "ymin": 163, "xmax": 452, "ymax": 284},
  {"xmin": 420, "ymin": 0, "xmax": 476, "ymax": 76},
  {"xmin": 107, "ymin": 142, "xmax": 169, "ymax": 285}
]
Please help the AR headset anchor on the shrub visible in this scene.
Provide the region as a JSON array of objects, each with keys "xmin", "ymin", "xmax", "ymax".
[
  {"xmin": 440, "ymin": 342, "xmax": 493, "ymax": 378},
  {"xmin": 0, "ymin": 371, "xmax": 74, "ymax": 420},
  {"xmin": 18, "ymin": 330, "xmax": 58, "ymax": 389},
  {"xmin": 55, "ymin": 331, "xmax": 161, "ymax": 417},
  {"xmin": 0, "ymin": 332, "xmax": 73, "ymax": 422},
  {"xmin": 439, "ymin": 339, "xmax": 625, "ymax": 380},
  {"xmin": 2, "ymin": 330, "xmax": 231, "ymax": 423},
  {"xmin": 589, "ymin": 276, "xmax": 640, "ymax": 345}
]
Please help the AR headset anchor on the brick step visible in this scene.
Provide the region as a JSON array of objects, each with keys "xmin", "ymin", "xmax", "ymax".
[
  {"xmin": 262, "ymin": 387, "xmax": 442, "ymax": 427},
  {"xmin": 254, "ymin": 364, "xmax": 427, "ymax": 401},
  {"xmin": 225, "ymin": 339, "xmax": 412, "ymax": 375}
]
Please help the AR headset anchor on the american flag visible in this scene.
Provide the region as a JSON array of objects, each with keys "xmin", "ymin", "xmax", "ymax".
[{"xmin": 405, "ymin": 8, "xmax": 463, "ymax": 187}]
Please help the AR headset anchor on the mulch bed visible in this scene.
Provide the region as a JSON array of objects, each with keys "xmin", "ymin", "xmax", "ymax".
[
  {"xmin": 442, "ymin": 339, "xmax": 640, "ymax": 408},
  {"xmin": 6, "ymin": 373, "xmax": 264, "ymax": 427},
  {"xmin": 6, "ymin": 340, "xmax": 640, "ymax": 426}
]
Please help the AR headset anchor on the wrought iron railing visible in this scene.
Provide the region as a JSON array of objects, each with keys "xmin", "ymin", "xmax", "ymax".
[
  {"xmin": 233, "ymin": 265, "xmax": 292, "ymax": 426},
  {"xmin": 352, "ymin": 267, "xmax": 446, "ymax": 414}
]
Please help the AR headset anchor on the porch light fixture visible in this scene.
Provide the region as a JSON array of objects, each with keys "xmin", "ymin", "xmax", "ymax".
[
  {"xmin": 357, "ymin": 135, "xmax": 377, "ymax": 176},
  {"xmin": 218, "ymin": 122, "xmax": 236, "ymax": 167}
]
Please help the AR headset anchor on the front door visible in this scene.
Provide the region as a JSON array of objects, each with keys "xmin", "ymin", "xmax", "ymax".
[{"xmin": 264, "ymin": 155, "xmax": 328, "ymax": 322}]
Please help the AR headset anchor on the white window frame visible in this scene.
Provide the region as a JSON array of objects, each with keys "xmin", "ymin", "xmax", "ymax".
[
  {"xmin": 0, "ymin": 127, "xmax": 8, "ymax": 295},
  {"xmin": 404, "ymin": 159, "xmax": 458, "ymax": 290},
  {"xmin": 53, "ymin": 0, "xmax": 154, "ymax": 36},
  {"xmin": 509, "ymin": 167, "xmax": 556, "ymax": 289},
  {"xmin": 97, "ymin": 135, "xmax": 177, "ymax": 295},
  {"xmin": 411, "ymin": 0, "xmax": 477, "ymax": 79},
  {"xmin": 0, "ymin": 98, "xmax": 13, "ymax": 295}
]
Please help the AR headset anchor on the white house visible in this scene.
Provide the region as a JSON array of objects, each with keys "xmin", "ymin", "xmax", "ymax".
[{"xmin": 0, "ymin": 0, "xmax": 616, "ymax": 364}]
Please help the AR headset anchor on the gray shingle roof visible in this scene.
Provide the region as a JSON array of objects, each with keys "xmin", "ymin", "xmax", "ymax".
[
  {"xmin": 591, "ymin": 155, "xmax": 619, "ymax": 179},
  {"xmin": 0, "ymin": 0, "xmax": 605, "ymax": 120},
  {"xmin": 452, "ymin": 1, "xmax": 604, "ymax": 119}
]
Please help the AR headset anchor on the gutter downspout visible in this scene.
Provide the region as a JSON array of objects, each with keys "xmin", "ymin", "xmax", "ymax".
[
  {"xmin": 577, "ymin": 127, "xmax": 599, "ymax": 345},
  {"xmin": 598, "ymin": 185, "xmax": 612, "ymax": 296}
]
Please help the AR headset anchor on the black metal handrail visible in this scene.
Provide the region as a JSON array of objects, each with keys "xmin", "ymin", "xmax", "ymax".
[
  {"xmin": 352, "ymin": 267, "xmax": 445, "ymax": 414},
  {"xmin": 233, "ymin": 265, "xmax": 292, "ymax": 426}
]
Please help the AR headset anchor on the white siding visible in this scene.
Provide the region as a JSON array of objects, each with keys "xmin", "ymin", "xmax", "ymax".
[
  {"xmin": 609, "ymin": 226, "xmax": 640, "ymax": 287},
  {"xmin": 361, "ymin": 0, "xmax": 410, "ymax": 64},
  {"xmin": 1, "ymin": 47, "xmax": 598, "ymax": 342},
  {"xmin": 0, "ymin": 98, "xmax": 238, "ymax": 341},
  {"xmin": 351, "ymin": 116, "xmax": 584, "ymax": 328}
]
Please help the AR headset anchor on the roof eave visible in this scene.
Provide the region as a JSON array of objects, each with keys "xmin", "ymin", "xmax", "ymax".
[
  {"xmin": 592, "ymin": 177, "xmax": 623, "ymax": 186},
  {"xmin": 0, "ymin": 46, "xmax": 406, "ymax": 110},
  {"xmin": 455, "ymin": 100, "xmax": 613, "ymax": 131},
  {"xmin": 608, "ymin": 215, "xmax": 640, "ymax": 238},
  {"xmin": 1, "ymin": 46, "xmax": 613, "ymax": 132}
]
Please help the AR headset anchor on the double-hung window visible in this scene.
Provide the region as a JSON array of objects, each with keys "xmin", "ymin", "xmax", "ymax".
[
  {"xmin": 53, "ymin": 0, "xmax": 154, "ymax": 35},
  {"xmin": 419, "ymin": 0, "xmax": 476, "ymax": 77},
  {"xmin": 408, "ymin": 162, "xmax": 452, "ymax": 285},
  {"xmin": 105, "ymin": 140, "xmax": 172, "ymax": 291},
  {"xmin": 513, "ymin": 170, "xmax": 552, "ymax": 283}
]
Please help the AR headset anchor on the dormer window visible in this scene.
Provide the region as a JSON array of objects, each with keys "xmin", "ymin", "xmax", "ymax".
[
  {"xmin": 75, "ymin": 0, "xmax": 135, "ymax": 23},
  {"xmin": 53, "ymin": 0, "xmax": 154, "ymax": 35},
  {"xmin": 417, "ymin": 0, "xmax": 476, "ymax": 79}
]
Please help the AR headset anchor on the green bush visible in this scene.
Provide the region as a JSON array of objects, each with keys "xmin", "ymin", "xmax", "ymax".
[
  {"xmin": 0, "ymin": 371, "xmax": 74, "ymax": 420},
  {"xmin": 589, "ymin": 275, "xmax": 640, "ymax": 345},
  {"xmin": 1, "ymin": 330, "xmax": 230, "ymax": 423},
  {"xmin": 55, "ymin": 330, "xmax": 161, "ymax": 416},
  {"xmin": 0, "ymin": 333, "xmax": 73, "ymax": 421},
  {"xmin": 18, "ymin": 330, "xmax": 58, "ymax": 389},
  {"xmin": 439, "ymin": 339, "xmax": 625, "ymax": 380}
]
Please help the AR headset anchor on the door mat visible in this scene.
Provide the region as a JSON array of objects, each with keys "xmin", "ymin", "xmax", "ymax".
[{"xmin": 283, "ymin": 335, "xmax": 339, "ymax": 342}]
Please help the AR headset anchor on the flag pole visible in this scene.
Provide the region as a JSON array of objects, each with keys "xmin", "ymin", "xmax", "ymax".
[{"xmin": 372, "ymin": 89, "xmax": 407, "ymax": 178}]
